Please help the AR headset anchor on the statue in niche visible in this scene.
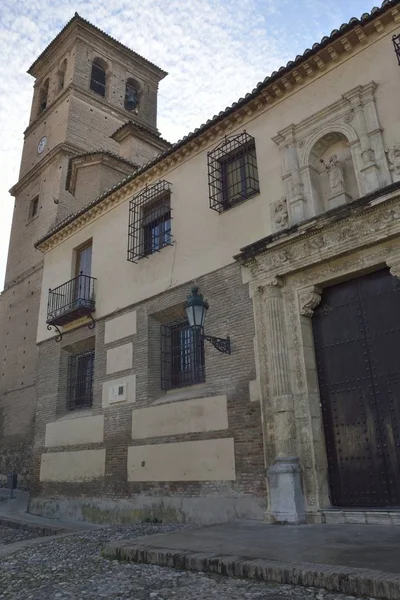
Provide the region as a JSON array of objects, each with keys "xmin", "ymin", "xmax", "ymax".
[
  {"xmin": 273, "ymin": 197, "xmax": 289, "ymax": 230},
  {"xmin": 324, "ymin": 154, "xmax": 345, "ymax": 195}
]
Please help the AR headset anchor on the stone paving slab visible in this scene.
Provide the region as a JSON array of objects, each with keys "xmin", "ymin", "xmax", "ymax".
[{"xmin": 103, "ymin": 521, "xmax": 400, "ymax": 600}]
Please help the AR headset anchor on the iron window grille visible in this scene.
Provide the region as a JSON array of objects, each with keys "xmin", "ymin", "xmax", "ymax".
[
  {"xmin": 67, "ymin": 349, "xmax": 94, "ymax": 410},
  {"xmin": 161, "ymin": 319, "xmax": 205, "ymax": 390},
  {"xmin": 208, "ymin": 131, "xmax": 260, "ymax": 212},
  {"xmin": 127, "ymin": 180, "xmax": 173, "ymax": 263},
  {"xmin": 394, "ymin": 34, "xmax": 400, "ymax": 66},
  {"xmin": 90, "ymin": 63, "xmax": 106, "ymax": 97}
]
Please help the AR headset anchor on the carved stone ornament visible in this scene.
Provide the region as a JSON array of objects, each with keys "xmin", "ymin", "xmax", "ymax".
[
  {"xmin": 272, "ymin": 197, "xmax": 289, "ymax": 230},
  {"xmin": 344, "ymin": 111, "xmax": 354, "ymax": 124},
  {"xmin": 386, "ymin": 145, "xmax": 400, "ymax": 177},
  {"xmin": 298, "ymin": 285, "xmax": 323, "ymax": 317},
  {"xmin": 265, "ymin": 275, "xmax": 283, "ymax": 289}
]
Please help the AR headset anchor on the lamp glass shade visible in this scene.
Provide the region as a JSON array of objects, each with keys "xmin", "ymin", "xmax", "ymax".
[{"xmin": 184, "ymin": 286, "xmax": 208, "ymax": 330}]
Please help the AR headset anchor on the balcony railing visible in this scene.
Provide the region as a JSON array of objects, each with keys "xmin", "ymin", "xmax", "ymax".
[{"xmin": 47, "ymin": 273, "xmax": 96, "ymax": 326}]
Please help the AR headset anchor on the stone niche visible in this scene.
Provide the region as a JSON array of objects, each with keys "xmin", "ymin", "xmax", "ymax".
[{"xmin": 271, "ymin": 82, "xmax": 392, "ymax": 231}]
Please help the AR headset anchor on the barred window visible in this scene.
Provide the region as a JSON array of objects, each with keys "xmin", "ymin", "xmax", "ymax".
[
  {"xmin": 67, "ymin": 350, "xmax": 94, "ymax": 410},
  {"xmin": 208, "ymin": 131, "xmax": 260, "ymax": 212},
  {"xmin": 128, "ymin": 180, "xmax": 173, "ymax": 263},
  {"xmin": 143, "ymin": 197, "xmax": 171, "ymax": 256},
  {"xmin": 161, "ymin": 319, "xmax": 204, "ymax": 390}
]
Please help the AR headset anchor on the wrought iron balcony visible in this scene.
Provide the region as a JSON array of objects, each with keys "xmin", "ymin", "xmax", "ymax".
[{"xmin": 47, "ymin": 273, "xmax": 96, "ymax": 327}]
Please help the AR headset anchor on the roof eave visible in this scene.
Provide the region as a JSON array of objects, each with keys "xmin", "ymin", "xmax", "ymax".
[{"xmin": 28, "ymin": 13, "xmax": 167, "ymax": 79}]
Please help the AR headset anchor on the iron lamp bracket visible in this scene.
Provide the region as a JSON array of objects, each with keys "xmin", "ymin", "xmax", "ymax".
[{"xmin": 203, "ymin": 334, "xmax": 231, "ymax": 354}]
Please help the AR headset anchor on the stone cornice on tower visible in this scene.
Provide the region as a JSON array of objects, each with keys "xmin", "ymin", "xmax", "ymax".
[{"xmin": 28, "ymin": 13, "xmax": 167, "ymax": 80}]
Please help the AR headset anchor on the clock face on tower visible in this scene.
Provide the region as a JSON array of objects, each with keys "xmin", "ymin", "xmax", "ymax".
[{"xmin": 37, "ymin": 136, "xmax": 47, "ymax": 154}]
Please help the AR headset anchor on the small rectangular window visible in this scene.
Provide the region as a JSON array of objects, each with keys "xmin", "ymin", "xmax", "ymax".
[
  {"xmin": 127, "ymin": 180, "xmax": 173, "ymax": 263},
  {"xmin": 161, "ymin": 319, "xmax": 205, "ymax": 390},
  {"xmin": 67, "ymin": 349, "xmax": 95, "ymax": 410},
  {"xmin": 208, "ymin": 131, "xmax": 260, "ymax": 212},
  {"xmin": 29, "ymin": 196, "xmax": 39, "ymax": 219}
]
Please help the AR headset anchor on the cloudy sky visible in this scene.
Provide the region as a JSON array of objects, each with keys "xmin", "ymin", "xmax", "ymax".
[{"xmin": 0, "ymin": 0, "xmax": 378, "ymax": 289}]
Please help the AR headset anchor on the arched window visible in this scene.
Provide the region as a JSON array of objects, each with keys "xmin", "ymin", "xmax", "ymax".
[
  {"xmin": 58, "ymin": 59, "xmax": 67, "ymax": 93},
  {"xmin": 39, "ymin": 79, "xmax": 49, "ymax": 114},
  {"xmin": 124, "ymin": 78, "xmax": 140, "ymax": 111},
  {"xmin": 90, "ymin": 58, "xmax": 107, "ymax": 97}
]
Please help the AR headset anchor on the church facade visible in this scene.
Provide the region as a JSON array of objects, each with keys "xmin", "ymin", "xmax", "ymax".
[{"xmin": 2, "ymin": 2, "xmax": 400, "ymax": 525}]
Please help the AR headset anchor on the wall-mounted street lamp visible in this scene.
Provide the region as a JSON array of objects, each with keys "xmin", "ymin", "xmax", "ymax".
[
  {"xmin": 393, "ymin": 34, "xmax": 400, "ymax": 66},
  {"xmin": 184, "ymin": 286, "xmax": 231, "ymax": 354}
]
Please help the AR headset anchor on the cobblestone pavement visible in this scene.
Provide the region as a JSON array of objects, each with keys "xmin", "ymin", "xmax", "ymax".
[
  {"xmin": 0, "ymin": 525, "xmax": 39, "ymax": 546},
  {"xmin": 0, "ymin": 523, "xmax": 378, "ymax": 600}
]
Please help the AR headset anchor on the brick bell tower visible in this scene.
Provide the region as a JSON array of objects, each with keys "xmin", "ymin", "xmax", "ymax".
[{"xmin": 0, "ymin": 14, "xmax": 168, "ymax": 487}]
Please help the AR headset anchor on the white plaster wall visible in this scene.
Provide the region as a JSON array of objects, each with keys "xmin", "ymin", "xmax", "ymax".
[
  {"xmin": 104, "ymin": 311, "xmax": 137, "ymax": 343},
  {"xmin": 106, "ymin": 343, "xmax": 133, "ymax": 374},
  {"xmin": 45, "ymin": 415, "xmax": 104, "ymax": 447},
  {"xmin": 127, "ymin": 438, "xmax": 236, "ymax": 482},
  {"xmin": 37, "ymin": 28, "xmax": 400, "ymax": 343},
  {"xmin": 131, "ymin": 395, "xmax": 228, "ymax": 439},
  {"xmin": 40, "ymin": 449, "xmax": 106, "ymax": 482}
]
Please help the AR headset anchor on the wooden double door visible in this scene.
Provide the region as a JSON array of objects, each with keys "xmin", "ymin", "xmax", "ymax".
[{"xmin": 313, "ymin": 269, "xmax": 400, "ymax": 507}]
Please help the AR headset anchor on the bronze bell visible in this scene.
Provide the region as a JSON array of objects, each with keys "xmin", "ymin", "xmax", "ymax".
[{"xmin": 126, "ymin": 93, "xmax": 138, "ymax": 111}]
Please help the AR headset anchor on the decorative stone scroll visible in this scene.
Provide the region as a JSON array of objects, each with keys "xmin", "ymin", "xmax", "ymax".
[{"xmin": 298, "ymin": 285, "xmax": 323, "ymax": 317}]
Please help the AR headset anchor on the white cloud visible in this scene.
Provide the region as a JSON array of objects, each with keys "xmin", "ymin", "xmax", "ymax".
[{"xmin": 0, "ymin": 0, "xmax": 375, "ymax": 289}]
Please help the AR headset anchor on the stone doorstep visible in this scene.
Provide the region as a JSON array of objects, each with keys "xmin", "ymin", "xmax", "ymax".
[
  {"xmin": 322, "ymin": 509, "xmax": 400, "ymax": 526},
  {"xmin": 103, "ymin": 542, "xmax": 400, "ymax": 600}
]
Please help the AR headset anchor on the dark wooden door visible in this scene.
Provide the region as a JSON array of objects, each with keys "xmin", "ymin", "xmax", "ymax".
[{"xmin": 313, "ymin": 269, "xmax": 400, "ymax": 507}]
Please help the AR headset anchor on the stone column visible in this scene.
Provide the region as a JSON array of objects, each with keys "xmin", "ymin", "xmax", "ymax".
[
  {"xmin": 286, "ymin": 137, "xmax": 306, "ymax": 225},
  {"xmin": 261, "ymin": 278, "xmax": 306, "ymax": 524},
  {"xmin": 273, "ymin": 128, "xmax": 305, "ymax": 226},
  {"xmin": 344, "ymin": 89, "xmax": 380, "ymax": 193}
]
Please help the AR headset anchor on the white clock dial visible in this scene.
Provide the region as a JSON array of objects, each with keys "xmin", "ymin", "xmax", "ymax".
[{"xmin": 37, "ymin": 136, "xmax": 47, "ymax": 154}]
